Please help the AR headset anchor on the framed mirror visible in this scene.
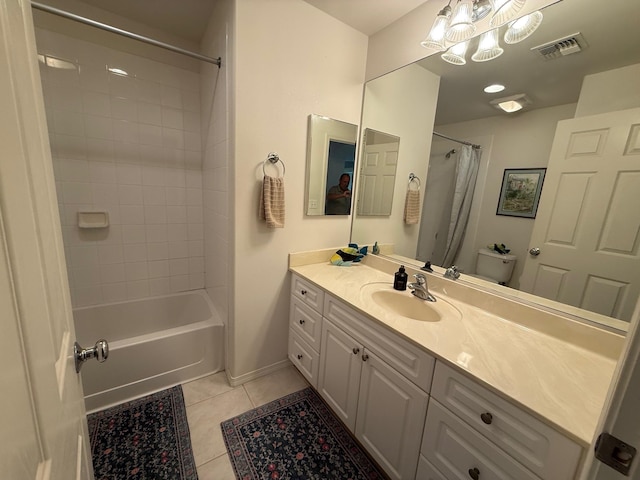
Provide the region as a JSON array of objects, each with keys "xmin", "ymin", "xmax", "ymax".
[
  {"xmin": 305, "ymin": 114, "xmax": 358, "ymax": 216},
  {"xmin": 351, "ymin": 0, "xmax": 640, "ymax": 331},
  {"xmin": 356, "ymin": 128, "xmax": 400, "ymax": 216}
]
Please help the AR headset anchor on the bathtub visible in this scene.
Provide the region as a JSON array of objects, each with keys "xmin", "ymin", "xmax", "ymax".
[{"xmin": 74, "ymin": 290, "xmax": 224, "ymax": 413}]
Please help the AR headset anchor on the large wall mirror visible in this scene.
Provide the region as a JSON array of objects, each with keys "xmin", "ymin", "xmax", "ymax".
[
  {"xmin": 305, "ymin": 114, "xmax": 358, "ymax": 216},
  {"xmin": 351, "ymin": 0, "xmax": 640, "ymax": 331}
]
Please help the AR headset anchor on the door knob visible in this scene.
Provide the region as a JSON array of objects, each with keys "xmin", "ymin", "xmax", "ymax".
[
  {"xmin": 529, "ymin": 247, "xmax": 541, "ymax": 256},
  {"xmin": 74, "ymin": 339, "xmax": 109, "ymax": 373}
]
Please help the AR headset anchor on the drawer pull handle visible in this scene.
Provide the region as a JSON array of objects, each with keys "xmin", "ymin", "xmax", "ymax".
[
  {"xmin": 362, "ymin": 354, "xmax": 369, "ymax": 362},
  {"xmin": 297, "ymin": 354, "xmax": 303, "ymax": 360},
  {"xmin": 299, "ymin": 319, "xmax": 305, "ymax": 325},
  {"xmin": 300, "ymin": 289, "xmax": 307, "ymax": 295},
  {"xmin": 352, "ymin": 347, "xmax": 360, "ymax": 354},
  {"xmin": 480, "ymin": 412, "xmax": 493, "ymax": 425},
  {"xmin": 468, "ymin": 467, "xmax": 480, "ymax": 480}
]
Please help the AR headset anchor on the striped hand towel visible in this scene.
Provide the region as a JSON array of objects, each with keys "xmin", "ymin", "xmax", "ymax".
[
  {"xmin": 259, "ymin": 175, "xmax": 285, "ymax": 228},
  {"xmin": 403, "ymin": 189, "xmax": 420, "ymax": 225}
]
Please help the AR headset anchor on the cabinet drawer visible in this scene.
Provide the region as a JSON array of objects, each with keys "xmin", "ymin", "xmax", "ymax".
[
  {"xmin": 291, "ymin": 274, "xmax": 324, "ymax": 313},
  {"xmin": 415, "ymin": 455, "xmax": 447, "ymax": 480},
  {"xmin": 431, "ymin": 362, "xmax": 581, "ymax": 480},
  {"xmin": 289, "ymin": 297, "xmax": 322, "ymax": 352},
  {"xmin": 422, "ymin": 399, "xmax": 540, "ymax": 480},
  {"xmin": 288, "ymin": 329, "xmax": 319, "ymax": 388},
  {"xmin": 324, "ymin": 294, "xmax": 435, "ymax": 391}
]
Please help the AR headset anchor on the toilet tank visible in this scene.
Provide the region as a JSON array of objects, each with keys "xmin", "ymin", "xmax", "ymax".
[{"xmin": 475, "ymin": 249, "xmax": 517, "ymax": 284}]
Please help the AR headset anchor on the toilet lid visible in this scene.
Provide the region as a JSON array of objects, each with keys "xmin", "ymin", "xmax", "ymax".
[{"xmin": 467, "ymin": 273, "xmax": 498, "ymax": 284}]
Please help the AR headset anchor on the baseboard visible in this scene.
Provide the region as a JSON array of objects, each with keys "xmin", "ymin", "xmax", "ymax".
[{"xmin": 225, "ymin": 359, "xmax": 292, "ymax": 387}]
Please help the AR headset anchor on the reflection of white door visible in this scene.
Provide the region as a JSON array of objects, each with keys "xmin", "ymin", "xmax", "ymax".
[
  {"xmin": 0, "ymin": 2, "xmax": 92, "ymax": 477},
  {"xmin": 519, "ymin": 108, "xmax": 640, "ymax": 321},
  {"xmin": 357, "ymin": 142, "xmax": 399, "ymax": 215}
]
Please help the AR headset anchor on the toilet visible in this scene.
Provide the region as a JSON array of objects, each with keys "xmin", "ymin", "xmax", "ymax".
[{"xmin": 471, "ymin": 248, "xmax": 517, "ymax": 285}]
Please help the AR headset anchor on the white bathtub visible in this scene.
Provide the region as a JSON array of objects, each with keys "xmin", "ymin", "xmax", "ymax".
[{"xmin": 74, "ymin": 290, "xmax": 224, "ymax": 413}]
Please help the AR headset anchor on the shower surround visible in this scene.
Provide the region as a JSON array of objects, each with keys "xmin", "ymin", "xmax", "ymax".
[{"xmin": 36, "ymin": 27, "xmax": 205, "ymax": 307}]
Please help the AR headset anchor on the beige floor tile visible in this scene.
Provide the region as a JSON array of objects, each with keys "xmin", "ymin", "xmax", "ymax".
[
  {"xmin": 186, "ymin": 388, "xmax": 253, "ymax": 466},
  {"xmin": 182, "ymin": 371, "xmax": 236, "ymax": 406},
  {"xmin": 243, "ymin": 365, "xmax": 309, "ymax": 407},
  {"xmin": 196, "ymin": 454, "xmax": 236, "ymax": 480}
]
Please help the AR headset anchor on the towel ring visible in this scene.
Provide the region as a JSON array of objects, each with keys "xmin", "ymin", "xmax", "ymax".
[
  {"xmin": 263, "ymin": 152, "xmax": 286, "ymax": 177},
  {"xmin": 408, "ymin": 173, "xmax": 421, "ymax": 190}
]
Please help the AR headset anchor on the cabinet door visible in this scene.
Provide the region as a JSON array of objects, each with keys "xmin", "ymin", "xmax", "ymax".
[
  {"xmin": 318, "ymin": 319, "xmax": 363, "ymax": 431},
  {"xmin": 355, "ymin": 349, "xmax": 429, "ymax": 480}
]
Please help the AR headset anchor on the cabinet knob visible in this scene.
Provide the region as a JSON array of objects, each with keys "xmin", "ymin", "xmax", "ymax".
[
  {"xmin": 300, "ymin": 289, "xmax": 307, "ymax": 295},
  {"xmin": 299, "ymin": 319, "xmax": 305, "ymax": 325},
  {"xmin": 352, "ymin": 347, "xmax": 360, "ymax": 355},
  {"xmin": 297, "ymin": 354, "xmax": 303, "ymax": 360},
  {"xmin": 480, "ymin": 412, "xmax": 493, "ymax": 425},
  {"xmin": 468, "ymin": 467, "xmax": 480, "ymax": 480},
  {"xmin": 362, "ymin": 354, "xmax": 369, "ymax": 362}
]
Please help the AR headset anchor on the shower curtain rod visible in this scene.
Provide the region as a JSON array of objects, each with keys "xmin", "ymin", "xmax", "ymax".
[
  {"xmin": 432, "ymin": 131, "xmax": 481, "ymax": 149},
  {"xmin": 31, "ymin": 1, "xmax": 222, "ymax": 67}
]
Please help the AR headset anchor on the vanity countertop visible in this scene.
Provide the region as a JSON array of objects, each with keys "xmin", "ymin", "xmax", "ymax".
[{"xmin": 289, "ymin": 257, "xmax": 623, "ymax": 447}]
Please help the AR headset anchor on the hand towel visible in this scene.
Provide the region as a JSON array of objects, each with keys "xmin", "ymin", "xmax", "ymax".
[
  {"xmin": 259, "ymin": 175, "xmax": 285, "ymax": 228},
  {"xmin": 403, "ymin": 189, "xmax": 420, "ymax": 225}
]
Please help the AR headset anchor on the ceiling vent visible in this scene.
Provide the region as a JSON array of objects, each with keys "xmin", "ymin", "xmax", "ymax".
[{"xmin": 531, "ymin": 32, "xmax": 587, "ymax": 60}]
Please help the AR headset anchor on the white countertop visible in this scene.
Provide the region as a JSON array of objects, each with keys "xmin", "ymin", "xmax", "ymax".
[{"xmin": 290, "ymin": 255, "xmax": 623, "ymax": 447}]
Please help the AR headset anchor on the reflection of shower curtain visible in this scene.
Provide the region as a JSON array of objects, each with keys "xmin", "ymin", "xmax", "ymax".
[{"xmin": 442, "ymin": 145, "xmax": 481, "ymax": 266}]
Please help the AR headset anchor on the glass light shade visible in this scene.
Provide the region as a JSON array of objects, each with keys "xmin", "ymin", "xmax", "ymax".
[
  {"xmin": 442, "ymin": 41, "xmax": 469, "ymax": 65},
  {"xmin": 498, "ymin": 100, "xmax": 523, "ymax": 112},
  {"xmin": 421, "ymin": 6, "xmax": 452, "ymax": 50},
  {"xmin": 504, "ymin": 11, "xmax": 543, "ymax": 44},
  {"xmin": 490, "ymin": 0, "xmax": 526, "ymax": 27},
  {"xmin": 446, "ymin": 0, "xmax": 476, "ymax": 43},
  {"xmin": 471, "ymin": 29, "xmax": 504, "ymax": 62},
  {"xmin": 472, "ymin": 0, "xmax": 493, "ymax": 22}
]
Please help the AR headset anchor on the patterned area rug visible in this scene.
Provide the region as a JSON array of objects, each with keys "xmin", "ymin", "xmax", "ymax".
[
  {"xmin": 88, "ymin": 386, "xmax": 198, "ymax": 480},
  {"xmin": 221, "ymin": 387, "xmax": 387, "ymax": 480}
]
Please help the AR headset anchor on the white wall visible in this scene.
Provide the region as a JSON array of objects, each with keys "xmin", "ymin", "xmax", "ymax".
[
  {"xmin": 436, "ymin": 103, "xmax": 576, "ymax": 287},
  {"xmin": 34, "ymin": 26, "xmax": 206, "ymax": 307},
  {"xmin": 351, "ymin": 63, "xmax": 440, "ymax": 256},
  {"xmin": 230, "ymin": 0, "xmax": 368, "ymax": 382},
  {"xmin": 575, "ymin": 63, "xmax": 640, "ymax": 117}
]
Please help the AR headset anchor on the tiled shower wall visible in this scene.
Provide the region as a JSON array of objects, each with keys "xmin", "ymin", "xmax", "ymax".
[{"xmin": 35, "ymin": 28, "xmax": 205, "ymax": 307}]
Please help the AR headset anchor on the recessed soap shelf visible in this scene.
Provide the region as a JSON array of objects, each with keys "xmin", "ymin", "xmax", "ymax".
[{"xmin": 77, "ymin": 211, "xmax": 109, "ymax": 229}]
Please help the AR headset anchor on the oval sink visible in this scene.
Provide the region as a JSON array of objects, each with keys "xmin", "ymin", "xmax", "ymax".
[
  {"xmin": 360, "ymin": 283, "xmax": 462, "ymax": 322},
  {"xmin": 371, "ymin": 290, "xmax": 442, "ymax": 322}
]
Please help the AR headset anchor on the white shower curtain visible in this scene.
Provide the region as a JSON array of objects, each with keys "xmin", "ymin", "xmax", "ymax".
[{"xmin": 442, "ymin": 144, "xmax": 481, "ymax": 266}]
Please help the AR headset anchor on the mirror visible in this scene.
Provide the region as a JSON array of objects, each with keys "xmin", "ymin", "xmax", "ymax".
[
  {"xmin": 356, "ymin": 128, "xmax": 400, "ymax": 216},
  {"xmin": 305, "ymin": 114, "xmax": 357, "ymax": 215},
  {"xmin": 351, "ymin": 0, "xmax": 640, "ymax": 330}
]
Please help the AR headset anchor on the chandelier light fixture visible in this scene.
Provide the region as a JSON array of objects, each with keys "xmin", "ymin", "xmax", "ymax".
[{"xmin": 422, "ymin": 0, "xmax": 544, "ymax": 65}]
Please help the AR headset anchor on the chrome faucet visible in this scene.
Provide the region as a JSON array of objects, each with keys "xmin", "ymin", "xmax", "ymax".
[
  {"xmin": 408, "ymin": 273, "xmax": 436, "ymax": 302},
  {"xmin": 444, "ymin": 265, "xmax": 461, "ymax": 280}
]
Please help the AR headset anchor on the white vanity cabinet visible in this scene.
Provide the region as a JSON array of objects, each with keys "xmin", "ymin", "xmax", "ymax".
[
  {"xmin": 288, "ymin": 275, "xmax": 325, "ymax": 387},
  {"xmin": 417, "ymin": 361, "xmax": 583, "ymax": 480},
  {"xmin": 318, "ymin": 295, "xmax": 434, "ymax": 480}
]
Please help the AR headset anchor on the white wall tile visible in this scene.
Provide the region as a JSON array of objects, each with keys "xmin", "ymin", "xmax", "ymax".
[
  {"xmin": 165, "ymin": 187, "xmax": 186, "ymax": 205},
  {"xmin": 161, "ymin": 85, "xmax": 182, "ymax": 108},
  {"xmin": 144, "ymin": 206, "xmax": 167, "ymax": 224},
  {"xmin": 53, "ymin": 110, "xmax": 85, "ymax": 136},
  {"xmin": 113, "ymin": 120, "xmax": 140, "ymax": 144},
  {"xmin": 120, "ymin": 205, "xmax": 145, "ymax": 224},
  {"xmin": 126, "ymin": 262, "xmax": 149, "ymax": 281},
  {"xmin": 84, "ymin": 114, "xmax": 113, "ymax": 140},
  {"xmin": 161, "ymin": 107, "xmax": 183, "ymax": 129},
  {"xmin": 168, "ymin": 242, "xmax": 189, "ymax": 259},
  {"xmin": 82, "ymin": 92, "xmax": 111, "ymax": 116},
  {"xmin": 111, "ymin": 97, "xmax": 137, "ymax": 121},
  {"xmin": 139, "ymin": 124, "xmax": 163, "ymax": 146},
  {"xmin": 138, "ymin": 102, "xmax": 162, "ymax": 125},
  {"xmin": 58, "ymin": 158, "xmax": 90, "ymax": 182},
  {"xmin": 92, "ymin": 184, "xmax": 119, "ymax": 205},
  {"xmin": 98, "ymin": 245, "xmax": 124, "ymax": 264},
  {"xmin": 145, "ymin": 225, "xmax": 168, "ymax": 243},
  {"xmin": 124, "ymin": 244, "xmax": 148, "ymax": 262},
  {"xmin": 118, "ymin": 185, "xmax": 143, "ymax": 205},
  {"xmin": 148, "ymin": 260, "xmax": 170, "ymax": 278},
  {"xmin": 69, "ymin": 245, "xmax": 99, "ymax": 267},
  {"xmin": 147, "ymin": 242, "xmax": 169, "ymax": 261},
  {"xmin": 167, "ymin": 224, "xmax": 188, "ymax": 242},
  {"xmin": 167, "ymin": 206, "xmax": 187, "ymax": 224},
  {"xmin": 63, "ymin": 182, "xmax": 93, "ymax": 204},
  {"xmin": 89, "ymin": 162, "xmax": 117, "ymax": 184},
  {"xmin": 170, "ymin": 275, "xmax": 189, "ymax": 292},
  {"xmin": 127, "ymin": 280, "xmax": 150, "ymax": 299},
  {"xmin": 122, "ymin": 225, "xmax": 146, "ymax": 244},
  {"xmin": 100, "ymin": 263, "xmax": 126, "ymax": 284},
  {"xmin": 101, "ymin": 282, "xmax": 127, "ymax": 303},
  {"xmin": 148, "ymin": 277, "xmax": 171, "ymax": 296},
  {"xmin": 116, "ymin": 163, "xmax": 142, "ymax": 185}
]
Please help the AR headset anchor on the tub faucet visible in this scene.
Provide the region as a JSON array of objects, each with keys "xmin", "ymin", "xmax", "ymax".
[
  {"xmin": 408, "ymin": 273, "xmax": 436, "ymax": 302},
  {"xmin": 444, "ymin": 265, "xmax": 460, "ymax": 280}
]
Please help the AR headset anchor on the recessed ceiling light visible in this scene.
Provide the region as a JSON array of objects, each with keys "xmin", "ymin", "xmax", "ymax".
[
  {"xmin": 484, "ymin": 84, "xmax": 505, "ymax": 93},
  {"xmin": 490, "ymin": 93, "xmax": 531, "ymax": 113}
]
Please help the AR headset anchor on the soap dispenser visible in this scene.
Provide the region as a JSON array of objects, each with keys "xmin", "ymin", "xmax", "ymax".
[{"xmin": 393, "ymin": 265, "xmax": 408, "ymax": 291}]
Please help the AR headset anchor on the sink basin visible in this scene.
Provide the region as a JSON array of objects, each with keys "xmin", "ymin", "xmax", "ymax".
[
  {"xmin": 371, "ymin": 290, "xmax": 442, "ymax": 322},
  {"xmin": 360, "ymin": 283, "xmax": 462, "ymax": 322}
]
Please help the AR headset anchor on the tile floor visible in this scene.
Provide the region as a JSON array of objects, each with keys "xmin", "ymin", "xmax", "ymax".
[{"xmin": 183, "ymin": 365, "xmax": 309, "ymax": 480}]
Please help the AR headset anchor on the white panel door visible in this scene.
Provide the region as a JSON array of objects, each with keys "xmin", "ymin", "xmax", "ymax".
[
  {"xmin": 0, "ymin": 1, "xmax": 92, "ymax": 478},
  {"xmin": 357, "ymin": 142, "xmax": 399, "ymax": 215},
  {"xmin": 520, "ymin": 108, "xmax": 640, "ymax": 321},
  {"xmin": 317, "ymin": 320, "xmax": 363, "ymax": 431},
  {"xmin": 355, "ymin": 350, "xmax": 429, "ymax": 480}
]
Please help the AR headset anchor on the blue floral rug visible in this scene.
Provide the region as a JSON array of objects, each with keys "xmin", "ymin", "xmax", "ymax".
[
  {"xmin": 87, "ymin": 386, "xmax": 198, "ymax": 480},
  {"xmin": 221, "ymin": 387, "xmax": 387, "ymax": 480}
]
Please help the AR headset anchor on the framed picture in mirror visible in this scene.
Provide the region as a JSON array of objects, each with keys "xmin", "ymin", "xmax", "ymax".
[{"xmin": 496, "ymin": 168, "xmax": 546, "ymax": 218}]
